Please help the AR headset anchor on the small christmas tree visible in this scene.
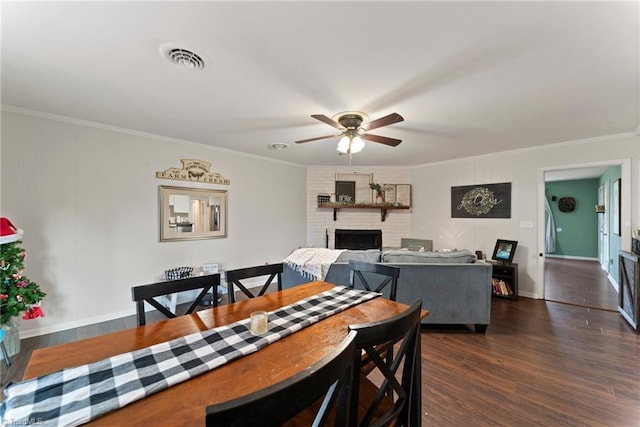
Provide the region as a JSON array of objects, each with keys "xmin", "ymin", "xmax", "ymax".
[{"xmin": 0, "ymin": 219, "xmax": 46, "ymax": 324}]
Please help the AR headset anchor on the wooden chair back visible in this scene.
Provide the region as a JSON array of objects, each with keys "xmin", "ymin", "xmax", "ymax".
[
  {"xmin": 225, "ymin": 263, "xmax": 283, "ymax": 303},
  {"xmin": 348, "ymin": 299, "xmax": 423, "ymax": 427},
  {"xmin": 131, "ymin": 274, "xmax": 220, "ymax": 326},
  {"xmin": 348, "ymin": 260, "xmax": 400, "ymax": 301},
  {"xmin": 205, "ymin": 330, "xmax": 357, "ymax": 427}
]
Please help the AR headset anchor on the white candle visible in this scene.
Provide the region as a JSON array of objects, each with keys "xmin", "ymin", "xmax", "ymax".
[{"xmin": 250, "ymin": 311, "xmax": 268, "ymax": 335}]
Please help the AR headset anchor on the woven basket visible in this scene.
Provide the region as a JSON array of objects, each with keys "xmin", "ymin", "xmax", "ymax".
[{"xmin": 165, "ymin": 266, "xmax": 193, "ymax": 280}]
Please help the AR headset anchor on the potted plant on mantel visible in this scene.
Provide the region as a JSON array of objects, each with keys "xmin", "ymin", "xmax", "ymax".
[
  {"xmin": 369, "ymin": 182, "xmax": 385, "ymax": 204},
  {"xmin": 0, "ymin": 218, "xmax": 46, "ymax": 360}
]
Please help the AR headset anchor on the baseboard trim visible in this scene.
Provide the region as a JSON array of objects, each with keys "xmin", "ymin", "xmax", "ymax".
[
  {"xmin": 607, "ymin": 273, "xmax": 619, "ymax": 292},
  {"xmin": 20, "ymin": 308, "xmax": 135, "ymax": 339},
  {"xmin": 20, "ymin": 285, "xmax": 234, "ymax": 338},
  {"xmin": 545, "ymin": 254, "xmax": 599, "ymax": 261},
  {"xmin": 517, "ymin": 291, "xmax": 540, "ymax": 299}
]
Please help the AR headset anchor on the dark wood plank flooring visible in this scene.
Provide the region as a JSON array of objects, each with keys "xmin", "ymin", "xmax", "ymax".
[
  {"xmin": 423, "ymin": 298, "xmax": 639, "ymax": 426},
  {"xmin": 545, "ymin": 257, "xmax": 618, "ymax": 311},
  {"xmin": 2, "ymin": 287, "xmax": 639, "ymax": 425}
]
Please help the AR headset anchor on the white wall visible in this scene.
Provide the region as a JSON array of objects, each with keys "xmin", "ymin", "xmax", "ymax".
[
  {"xmin": 306, "ymin": 167, "xmax": 411, "ymax": 248},
  {"xmin": 1, "ymin": 111, "xmax": 307, "ymax": 337},
  {"xmin": 410, "ymin": 134, "xmax": 639, "ymax": 299},
  {"xmin": 3, "ymin": 109, "xmax": 638, "ymax": 337}
]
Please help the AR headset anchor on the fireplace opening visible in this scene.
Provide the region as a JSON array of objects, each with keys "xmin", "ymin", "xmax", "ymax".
[{"xmin": 335, "ymin": 229, "xmax": 382, "ymax": 250}]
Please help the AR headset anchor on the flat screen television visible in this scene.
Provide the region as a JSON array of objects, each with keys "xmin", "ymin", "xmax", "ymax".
[{"xmin": 491, "ymin": 239, "xmax": 518, "ymax": 264}]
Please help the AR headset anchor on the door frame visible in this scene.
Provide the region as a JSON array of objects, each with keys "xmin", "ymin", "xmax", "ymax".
[
  {"xmin": 537, "ymin": 159, "xmax": 631, "ymax": 299},
  {"xmin": 598, "ymin": 181, "xmax": 610, "ymax": 272}
]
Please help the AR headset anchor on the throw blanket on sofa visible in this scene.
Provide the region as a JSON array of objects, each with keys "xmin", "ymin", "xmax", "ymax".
[{"xmin": 284, "ymin": 248, "xmax": 345, "ymax": 281}]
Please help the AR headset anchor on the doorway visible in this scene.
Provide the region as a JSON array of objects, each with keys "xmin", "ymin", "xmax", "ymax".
[{"xmin": 539, "ymin": 159, "xmax": 630, "ymax": 310}]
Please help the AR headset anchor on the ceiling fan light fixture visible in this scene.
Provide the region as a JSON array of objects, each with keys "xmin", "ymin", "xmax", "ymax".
[
  {"xmin": 337, "ymin": 134, "xmax": 365, "ymax": 154},
  {"xmin": 351, "ymin": 136, "xmax": 364, "ymax": 153},
  {"xmin": 332, "ymin": 111, "xmax": 369, "ymax": 128},
  {"xmin": 337, "ymin": 136, "xmax": 351, "ymax": 153},
  {"xmin": 296, "ymin": 111, "xmax": 404, "ymax": 152}
]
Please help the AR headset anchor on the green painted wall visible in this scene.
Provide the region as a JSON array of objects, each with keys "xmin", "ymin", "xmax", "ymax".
[
  {"xmin": 546, "ymin": 179, "xmax": 599, "ymax": 258},
  {"xmin": 600, "ymin": 166, "xmax": 622, "ymax": 283}
]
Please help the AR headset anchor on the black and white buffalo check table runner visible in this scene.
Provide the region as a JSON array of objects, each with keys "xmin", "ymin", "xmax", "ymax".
[{"xmin": 1, "ymin": 287, "xmax": 379, "ymax": 426}]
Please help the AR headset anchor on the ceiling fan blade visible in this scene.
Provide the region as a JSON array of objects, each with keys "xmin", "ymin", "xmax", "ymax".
[
  {"xmin": 311, "ymin": 114, "xmax": 344, "ymax": 130},
  {"xmin": 295, "ymin": 134, "xmax": 341, "ymax": 144},
  {"xmin": 363, "ymin": 113, "xmax": 404, "ymax": 131},
  {"xmin": 361, "ymin": 133, "xmax": 402, "ymax": 147}
]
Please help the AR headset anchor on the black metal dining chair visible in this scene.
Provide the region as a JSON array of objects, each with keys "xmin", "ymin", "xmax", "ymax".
[
  {"xmin": 348, "ymin": 260, "xmax": 400, "ymax": 301},
  {"xmin": 225, "ymin": 263, "xmax": 283, "ymax": 303},
  {"xmin": 131, "ymin": 274, "xmax": 220, "ymax": 326},
  {"xmin": 348, "ymin": 299, "xmax": 423, "ymax": 427},
  {"xmin": 205, "ymin": 330, "xmax": 358, "ymax": 427}
]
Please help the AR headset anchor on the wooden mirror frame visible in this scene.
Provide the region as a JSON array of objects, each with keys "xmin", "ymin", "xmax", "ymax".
[{"xmin": 159, "ymin": 185, "xmax": 228, "ymax": 242}]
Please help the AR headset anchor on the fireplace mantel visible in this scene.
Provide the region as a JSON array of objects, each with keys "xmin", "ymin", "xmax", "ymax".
[{"xmin": 318, "ymin": 203, "xmax": 410, "ymax": 221}]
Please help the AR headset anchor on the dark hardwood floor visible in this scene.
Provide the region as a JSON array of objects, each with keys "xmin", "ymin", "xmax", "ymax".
[
  {"xmin": 423, "ymin": 298, "xmax": 639, "ymax": 426},
  {"xmin": 2, "ymin": 285, "xmax": 639, "ymax": 425},
  {"xmin": 545, "ymin": 257, "xmax": 618, "ymax": 311}
]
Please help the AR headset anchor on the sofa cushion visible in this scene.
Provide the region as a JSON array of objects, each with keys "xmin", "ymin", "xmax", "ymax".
[
  {"xmin": 335, "ymin": 249, "xmax": 381, "ymax": 263},
  {"xmin": 381, "ymin": 249, "xmax": 475, "ymax": 264}
]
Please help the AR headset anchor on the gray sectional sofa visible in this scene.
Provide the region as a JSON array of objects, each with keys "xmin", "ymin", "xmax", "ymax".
[{"xmin": 282, "ymin": 248, "xmax": 493, "ymax": 333}]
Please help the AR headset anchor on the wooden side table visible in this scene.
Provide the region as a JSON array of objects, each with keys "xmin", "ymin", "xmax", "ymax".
[{"xmin": 488, "ymin": 261, "xmax": 518, "ymax": 300}]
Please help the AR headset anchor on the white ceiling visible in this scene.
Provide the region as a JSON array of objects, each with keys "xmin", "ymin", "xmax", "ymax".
[{"xmin": 2, "ymin": 1, "xmax": 638, "ymax": 167}]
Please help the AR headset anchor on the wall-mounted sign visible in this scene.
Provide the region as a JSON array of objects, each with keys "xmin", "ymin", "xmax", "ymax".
[
  {"xmin": 383, "ymin": 184, "xmax": 412, "ymax": 207},
  {"xmin": 451, "ymin": 182, "xmax": 511, "ymax": 218},
  {"xmin": 156, "ymin": 159, "xmax": 230, "ymax": 185},
  {"xmin": 335, "ymin": 172, "xmax": 372, "ymax": 203},
  {"xmin": 335, "ymin": 181, "xmax": 356, "ymax": 203}
]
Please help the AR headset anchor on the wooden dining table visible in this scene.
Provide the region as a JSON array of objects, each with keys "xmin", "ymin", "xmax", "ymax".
[{"xmin": 23, "ymin": 281, "xmax": 426, "ymax": 426}]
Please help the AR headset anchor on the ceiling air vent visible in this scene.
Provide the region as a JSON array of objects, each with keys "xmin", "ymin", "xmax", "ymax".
[{"xmin": 161, "ymin": 44, "xmax": 206, "ymax": 70}]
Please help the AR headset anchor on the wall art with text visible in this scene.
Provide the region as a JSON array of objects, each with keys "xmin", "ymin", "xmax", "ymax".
[{"xmin": 451, "ymin": 182, "xmax": 511, "ymax": 218}]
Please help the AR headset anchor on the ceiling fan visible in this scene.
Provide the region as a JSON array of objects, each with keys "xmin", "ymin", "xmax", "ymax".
[{"xmin": 295, "ymin": 111, "xmax": 404, "ymax": 154}]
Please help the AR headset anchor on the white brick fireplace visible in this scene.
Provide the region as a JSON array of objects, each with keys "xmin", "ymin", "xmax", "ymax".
[{"xmin": 306, "ymin": 167, "xmax": 411, "ymax": 249}]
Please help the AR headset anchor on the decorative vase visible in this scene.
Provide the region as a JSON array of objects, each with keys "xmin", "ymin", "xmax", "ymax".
[
  {"xmin": 376, "ymin": 193, "xmax": 384, "ymax": 204},
  {"xmin": 1, "ymin": 320, "xmax": 21, "ymax": 359}
]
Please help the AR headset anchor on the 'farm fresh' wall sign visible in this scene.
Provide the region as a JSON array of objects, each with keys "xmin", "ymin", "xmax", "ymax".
[{"xmin": 156, "ymin": 159, "xmax": 230, "ymax": 185}]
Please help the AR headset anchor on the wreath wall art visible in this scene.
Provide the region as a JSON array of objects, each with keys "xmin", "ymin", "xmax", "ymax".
[
  {"xmin": 451, "ymin": 182, "xmax": 512, "ymax": 218},
  {"xmin": 557, "ymin": 196, "xmax": 576, "ymax": 213}
]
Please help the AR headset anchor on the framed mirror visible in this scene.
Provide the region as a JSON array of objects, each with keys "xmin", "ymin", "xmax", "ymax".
[{"xmin": 159, "ymin": 185, "xmax": 227, "ymax": 242}]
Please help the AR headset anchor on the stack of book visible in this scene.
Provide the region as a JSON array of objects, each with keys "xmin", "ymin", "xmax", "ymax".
[{"xmin": 492, "ymin": 278, "xmax": 513, "ymax": 296}]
